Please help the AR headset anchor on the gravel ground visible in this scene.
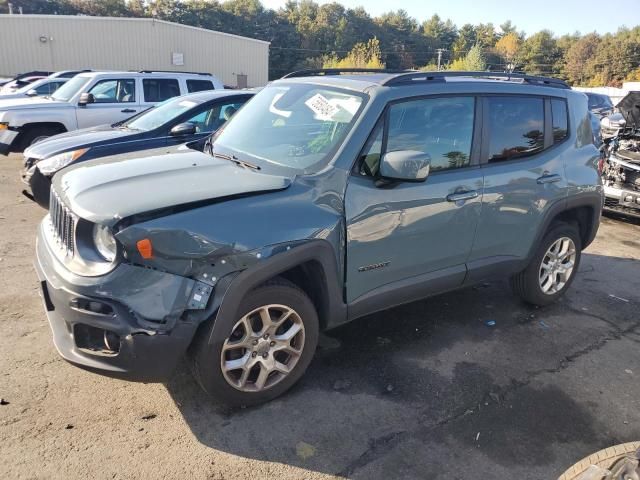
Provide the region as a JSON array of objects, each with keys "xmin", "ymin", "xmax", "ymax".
[{"xmin": 1, "ymin": 153, "xmax": 639, "ymax": 479}]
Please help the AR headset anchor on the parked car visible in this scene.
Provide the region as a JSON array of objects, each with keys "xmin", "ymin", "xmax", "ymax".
[
  {"xmin": 0, "ymin": 77, "xmax": 69, "ymax": 100},
  {"xmin": 0, "ymin": 75, "xmax": 47, "ymax": 95},
  {"xmin": 0, "ymin": 70, "xmax": 223, "ymax": 155},
  {"xmin": 34, "ymin": 70, "xmax": 602, "ymax": 406},
  {"xmin": 601, "ymin": 91, "xmax": 640, "ymax": 218},
  {"xmin": 22, "ymin": 89, "xmax": 254, "ymax": 208},
  {"xmin": 585, "ymin": 92, "xmax": 614, "ymax": 118}
]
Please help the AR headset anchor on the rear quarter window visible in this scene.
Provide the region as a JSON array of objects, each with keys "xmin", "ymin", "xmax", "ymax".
[
  {"xmin": 143, "ymin": 79, "xmax": 181, "ymax": 103},
  {"xmin": 486, "ymin": 96, "xmax": 544, "ymax": 163},
  {"xmin": 551, "ymin": 98, "xmax": 569, "ymax": 144}
]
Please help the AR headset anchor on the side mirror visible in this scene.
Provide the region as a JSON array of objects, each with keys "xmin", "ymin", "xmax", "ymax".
[
  {"xmin": 78, "ymin": 92, "xmax": 95, "ymax": 106},
  {"xmin": 170, "ymin": 122, "xmax": 197, "ymax": 136},
  {"xmin": 26, "ymin": 89, "xmax": 38, "ymax": 97},
  {"xmin": 379, "ymin": 150, "xmax": 431, "ymax": 182}
]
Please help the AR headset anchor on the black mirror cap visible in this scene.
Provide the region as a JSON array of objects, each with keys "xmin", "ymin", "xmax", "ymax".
[
  {"xmin": 78, "ymin": 92, "xmax": 95, "ymax": 106},
  {"xmin": 170, "ymin": 122, "xmax": 197, "ymax": 136}
]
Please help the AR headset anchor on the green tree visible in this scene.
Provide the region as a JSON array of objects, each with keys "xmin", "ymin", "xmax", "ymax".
[{"xmin": 564, "ymin": 33, "xmax": 600, "ymax": 85}]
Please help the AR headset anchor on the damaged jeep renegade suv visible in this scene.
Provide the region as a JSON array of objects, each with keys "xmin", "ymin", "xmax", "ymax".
[{"xmin": 35, "ymin": 70, "xmax": 602, "ymax": 406}]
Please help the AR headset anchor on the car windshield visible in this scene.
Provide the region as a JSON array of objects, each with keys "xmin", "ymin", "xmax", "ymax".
[
  {"xmin": 124, "ymin": 96, "xmax": 203, "ymax": 131},
  {"xmin": 587, "ymin": 94, "xmax": 613, "ymax": 109},
  {"xmin": 211, "ymin": 83, "xmax": 366, "ymax": 173},
  {"xmin": 51, "ymin": 76, "xmax": 90, "ymax": 102}
]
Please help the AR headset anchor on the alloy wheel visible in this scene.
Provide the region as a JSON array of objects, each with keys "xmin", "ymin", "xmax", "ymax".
[
  {"xmin": 539, "ymin": 236, "xmax": 576, "ymax": 295},
  {"xmin": 220, "ymin": 304, "xmax": 305, "ymax": 392}
]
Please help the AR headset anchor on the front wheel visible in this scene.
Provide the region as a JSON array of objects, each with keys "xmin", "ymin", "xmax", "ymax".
[
  {"xmin": 189, "ymin": 278, "xmax": 319, "ymax": 407},
  {"xmin": 511, "ymin": 223, "xmax": 582, "ymax": 306}
]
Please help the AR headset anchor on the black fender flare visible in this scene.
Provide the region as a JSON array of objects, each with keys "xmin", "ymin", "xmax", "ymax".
[
  {"xmin": 526, "ymin": 190, "xmax": 602, "ymax": 262},
  {"xmin": 207, "ymin": 239, "xmax": 346, "ymax": 344}
]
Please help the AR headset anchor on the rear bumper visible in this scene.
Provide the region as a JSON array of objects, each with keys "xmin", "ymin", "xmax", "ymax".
[
  {"xmin": 0, "ymin": 128, "xmax": 18, "ymax": 155},
  {"xmin": 35, "ymin": 220, "xmax": 203, "ymax": 382}
]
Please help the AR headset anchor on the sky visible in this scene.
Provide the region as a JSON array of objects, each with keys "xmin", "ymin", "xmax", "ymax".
[{"xmin": 259, "ymin": 0, "xmax": 640, "ymax": 36}]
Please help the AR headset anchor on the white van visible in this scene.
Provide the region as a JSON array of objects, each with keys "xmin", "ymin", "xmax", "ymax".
[{"xmin": 0, "ymin": 70, "xmax": 224, "ymax": 154}]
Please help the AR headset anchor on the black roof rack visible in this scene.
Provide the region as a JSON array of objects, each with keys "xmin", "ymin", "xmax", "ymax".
[
  {"xmin": 382, "ymin": 71, "xmax": 570, "ymax": 89},
  {"xmin": 136, "ymin": 70, "xmax": 212, "ymax": 76},
  {"xmin": 281, "ymin": 68, "xmax": 415, "ymax": 78}
]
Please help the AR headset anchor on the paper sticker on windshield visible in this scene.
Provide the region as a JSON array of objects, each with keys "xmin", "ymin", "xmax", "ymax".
[{"xmin": 305, "ymin": 93, "xmax": 340, "ymax": 120}]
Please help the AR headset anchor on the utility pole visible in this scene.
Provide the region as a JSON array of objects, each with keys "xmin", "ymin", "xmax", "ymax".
[{"xmin": 436, "ymin": 48, "xmax": 446, "ymax": 71}]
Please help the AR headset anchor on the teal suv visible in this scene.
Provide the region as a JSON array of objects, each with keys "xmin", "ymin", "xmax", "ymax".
[{"xmin": 35, "ymin": 70, "xmax": 602, "ymax": 406}]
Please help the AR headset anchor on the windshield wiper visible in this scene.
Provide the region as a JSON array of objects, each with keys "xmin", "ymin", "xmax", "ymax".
[{"xmin": 211, "ymin": 152, "xmax": 261, "ymax": 170}]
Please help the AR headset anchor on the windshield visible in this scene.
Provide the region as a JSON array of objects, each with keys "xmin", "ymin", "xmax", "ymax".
[
  {"xmin": 587, "ymin": 93, "xmax": 613, "ymax": 110},
  {"xmin": 51, "ymin": 76, "xmax": 90, "ymax": 102},
  {"xmin": 211, "ymin": 84, "xmax": 366, "ymax": 173},
  {"xmin": 124, "ymin": 96, "xmax": 203, "ymax": 131}
]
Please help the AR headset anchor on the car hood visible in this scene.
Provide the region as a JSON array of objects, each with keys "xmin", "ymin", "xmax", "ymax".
[
  {"xmin": 0, "ymin": 96, "xmax": 70, "ymax": 111},
  {"xmin": 54, "ymin": 145, "xmax": 293, "ymax": 227},
  {"xmin": 25, "ymin": 124, "xmax": 135, "ymax": 159},
  {"xmin": 616, "ymin": 91, "xmax": 640, "ymax": 129}
]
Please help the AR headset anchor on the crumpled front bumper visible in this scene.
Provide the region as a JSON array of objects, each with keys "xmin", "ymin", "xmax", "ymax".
[{"xmin": 34, "ymin": 220, "xmax": 205, "ymax": 382}]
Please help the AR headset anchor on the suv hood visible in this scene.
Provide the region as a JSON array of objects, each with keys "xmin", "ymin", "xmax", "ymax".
[
  {"xmin": 616, "ymin": 91, "xmax": 640, "ymax": 129},
  {"xmin": 54, "ymin": 145, "xmax": 292, "ymax": 227},
  {"xmin": 0, "ymin": 96, "xmax": 70, "ymax": 111}
]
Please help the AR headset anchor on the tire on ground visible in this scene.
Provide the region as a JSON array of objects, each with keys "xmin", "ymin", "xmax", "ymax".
[
  {"xmin": 558, "ymin": 442, "xmax": 640, "ymax": 480},
  {"xmin": 188, "ymin": 277, "xmax": 319, "ymax": 407},
  {"xmin": 511, "ymin": 222, "xmax": 582, "ymax": 306},
  {"xmin": 17, "ymin": 125, "xmax": 64, "ymax": 151}
]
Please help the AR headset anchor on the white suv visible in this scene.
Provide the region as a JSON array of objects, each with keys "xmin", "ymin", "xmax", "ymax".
[{"xmin": 0, "ymin": 71, "xmax": 224, "ymax": 155}]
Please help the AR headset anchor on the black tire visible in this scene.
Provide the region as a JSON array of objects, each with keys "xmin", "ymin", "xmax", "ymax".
[
  {"xmin": 188, "ymin": 278, "xmax": 319, "ymax": 407},
  {"xmin": 511, "ymin": 222, "xmax": 582, "ymax": 306}
]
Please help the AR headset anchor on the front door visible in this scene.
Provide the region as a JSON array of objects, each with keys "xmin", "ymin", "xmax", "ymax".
[
  {"xmin": 76, "ymin": 78, "xmax": 140, "ymax": 129},
  {"xmin": 345, "ymin": 95, "xmax": 484, "ymax": 304}
]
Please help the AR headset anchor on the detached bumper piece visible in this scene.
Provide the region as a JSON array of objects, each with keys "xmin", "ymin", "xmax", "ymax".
[{"xmin": 35, "ymin": 222, "xmax": 210, "ymax": 382}]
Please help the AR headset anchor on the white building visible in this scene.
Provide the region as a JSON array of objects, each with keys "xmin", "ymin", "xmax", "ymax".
[{"xmin": 0, "ymin": 14, "xmax": 270, "ymax": 87}]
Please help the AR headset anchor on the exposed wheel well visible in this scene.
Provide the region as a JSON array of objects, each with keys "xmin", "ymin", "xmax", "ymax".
[
  {"xmin": 16, "ymin": 122, "xmax": 67, "ymax": 150},
  {"xmin": 550, "ymin": 206, "xmax": 596, "ymax": 249},
  {"xmin": 277, "ymin": 261, "xmax": 331, "ymax": 331}
]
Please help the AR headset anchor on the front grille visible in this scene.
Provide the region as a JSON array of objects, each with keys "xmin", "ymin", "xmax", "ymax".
[{"xmin": 49, "ymin": 189, "xmax": 76, "ymax": 256}]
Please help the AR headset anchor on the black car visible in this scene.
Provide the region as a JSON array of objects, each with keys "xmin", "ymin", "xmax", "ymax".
[
  {"xmin": 22, "ymin": 90, "xmax": 254, "ymax": 208},
  {"xmin": 585, "ymin": 92, "xmax": 614, "ymax": 118}
]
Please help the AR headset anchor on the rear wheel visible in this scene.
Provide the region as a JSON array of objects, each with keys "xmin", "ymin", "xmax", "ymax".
[
  {"xmin": 558, "ymin": 442, "xmax": 640, "ymax": 480},
  {"xmin": 511, "ymin": 223, "xmax": 581, "ymax": 306},
  {"xmin": 189, "ymin": 278, "xmax": 319, "ymax": 407}
]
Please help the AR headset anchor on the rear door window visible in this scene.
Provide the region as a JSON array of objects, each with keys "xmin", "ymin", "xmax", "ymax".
[
  {"xmin": 143, "ymin": 79, "xmax": 181, "ymax": 103},
  {"xmin": 486, "ymin": 96, "xmax": 544, "ymax": 162},
  {"xmin": 187, "ymin": 79, "xmax": 214, "ymax": 93}
]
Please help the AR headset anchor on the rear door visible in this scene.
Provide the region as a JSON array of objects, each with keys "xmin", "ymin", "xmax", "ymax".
[
  {"xmin": 139, "ymin": 78, "xmax": 182, "ymax": 111},
  {"xmin": 76, "ymin": 78, "xmax": 140, "ymax": 128},
  {"xmin": 467, "ymin": 95, "xmax": 569, "ymax": 279},
  {"xmin": 345, "ymin": 95, "xmax": 484, "ymax": 303}
]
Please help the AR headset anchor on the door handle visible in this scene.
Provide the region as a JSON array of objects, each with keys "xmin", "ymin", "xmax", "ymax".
[
  {"xmin": 446, "ymin": 190, "xmax": 479, "ymax": 202},
  {"xmin": 121, "ymin": 108, "xmax": 136, "ymax": 113},
  {"xmin": 536, "ymin": 173, "xmax": 562, "ymax": 184}
]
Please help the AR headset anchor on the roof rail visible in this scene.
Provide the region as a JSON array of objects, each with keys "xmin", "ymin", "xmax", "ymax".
[
  {"xmin": 382, "ymin": 71, "xmax": 570, "ymax": 89},
  {"xmin": 136, "ymin": 70, "xmax": 212, "ymax": 76},
  {"xmin": 282, "ymin": 68, "xmax": 415, "ymax": 79}
]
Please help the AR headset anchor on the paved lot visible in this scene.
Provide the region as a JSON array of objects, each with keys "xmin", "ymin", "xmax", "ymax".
[{"xmin": 1, "ymin": 153, "xmax": 639, "ymax": 479}]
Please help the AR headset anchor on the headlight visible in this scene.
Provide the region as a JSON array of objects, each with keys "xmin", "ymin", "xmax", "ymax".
[
  {"xmin": 92, "ymin": 224, "xmax": 117, "ymax": 262},
  {"xmin": 37, "ymin": 148, "xmax": 89, "ymax": 175}
]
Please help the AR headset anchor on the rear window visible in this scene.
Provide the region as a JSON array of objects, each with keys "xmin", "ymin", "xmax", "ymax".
[
  {"xmin": 487, "ymin": 96, "xmax": 544, "ymax": 163},
  {"xmin": 143, "ymin": 79, "xmax": 180, "ymax": 103},
  {"xmin": 187, "ymin": 79, "xmax": 214, "ymax": 93},
  {"xmin": 551, "ymin": 98, "xmax": 569, "ymax": 144},
  {"xmin": 587, "ymin": 94, "xmax": 613, "ymax": 110}
]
